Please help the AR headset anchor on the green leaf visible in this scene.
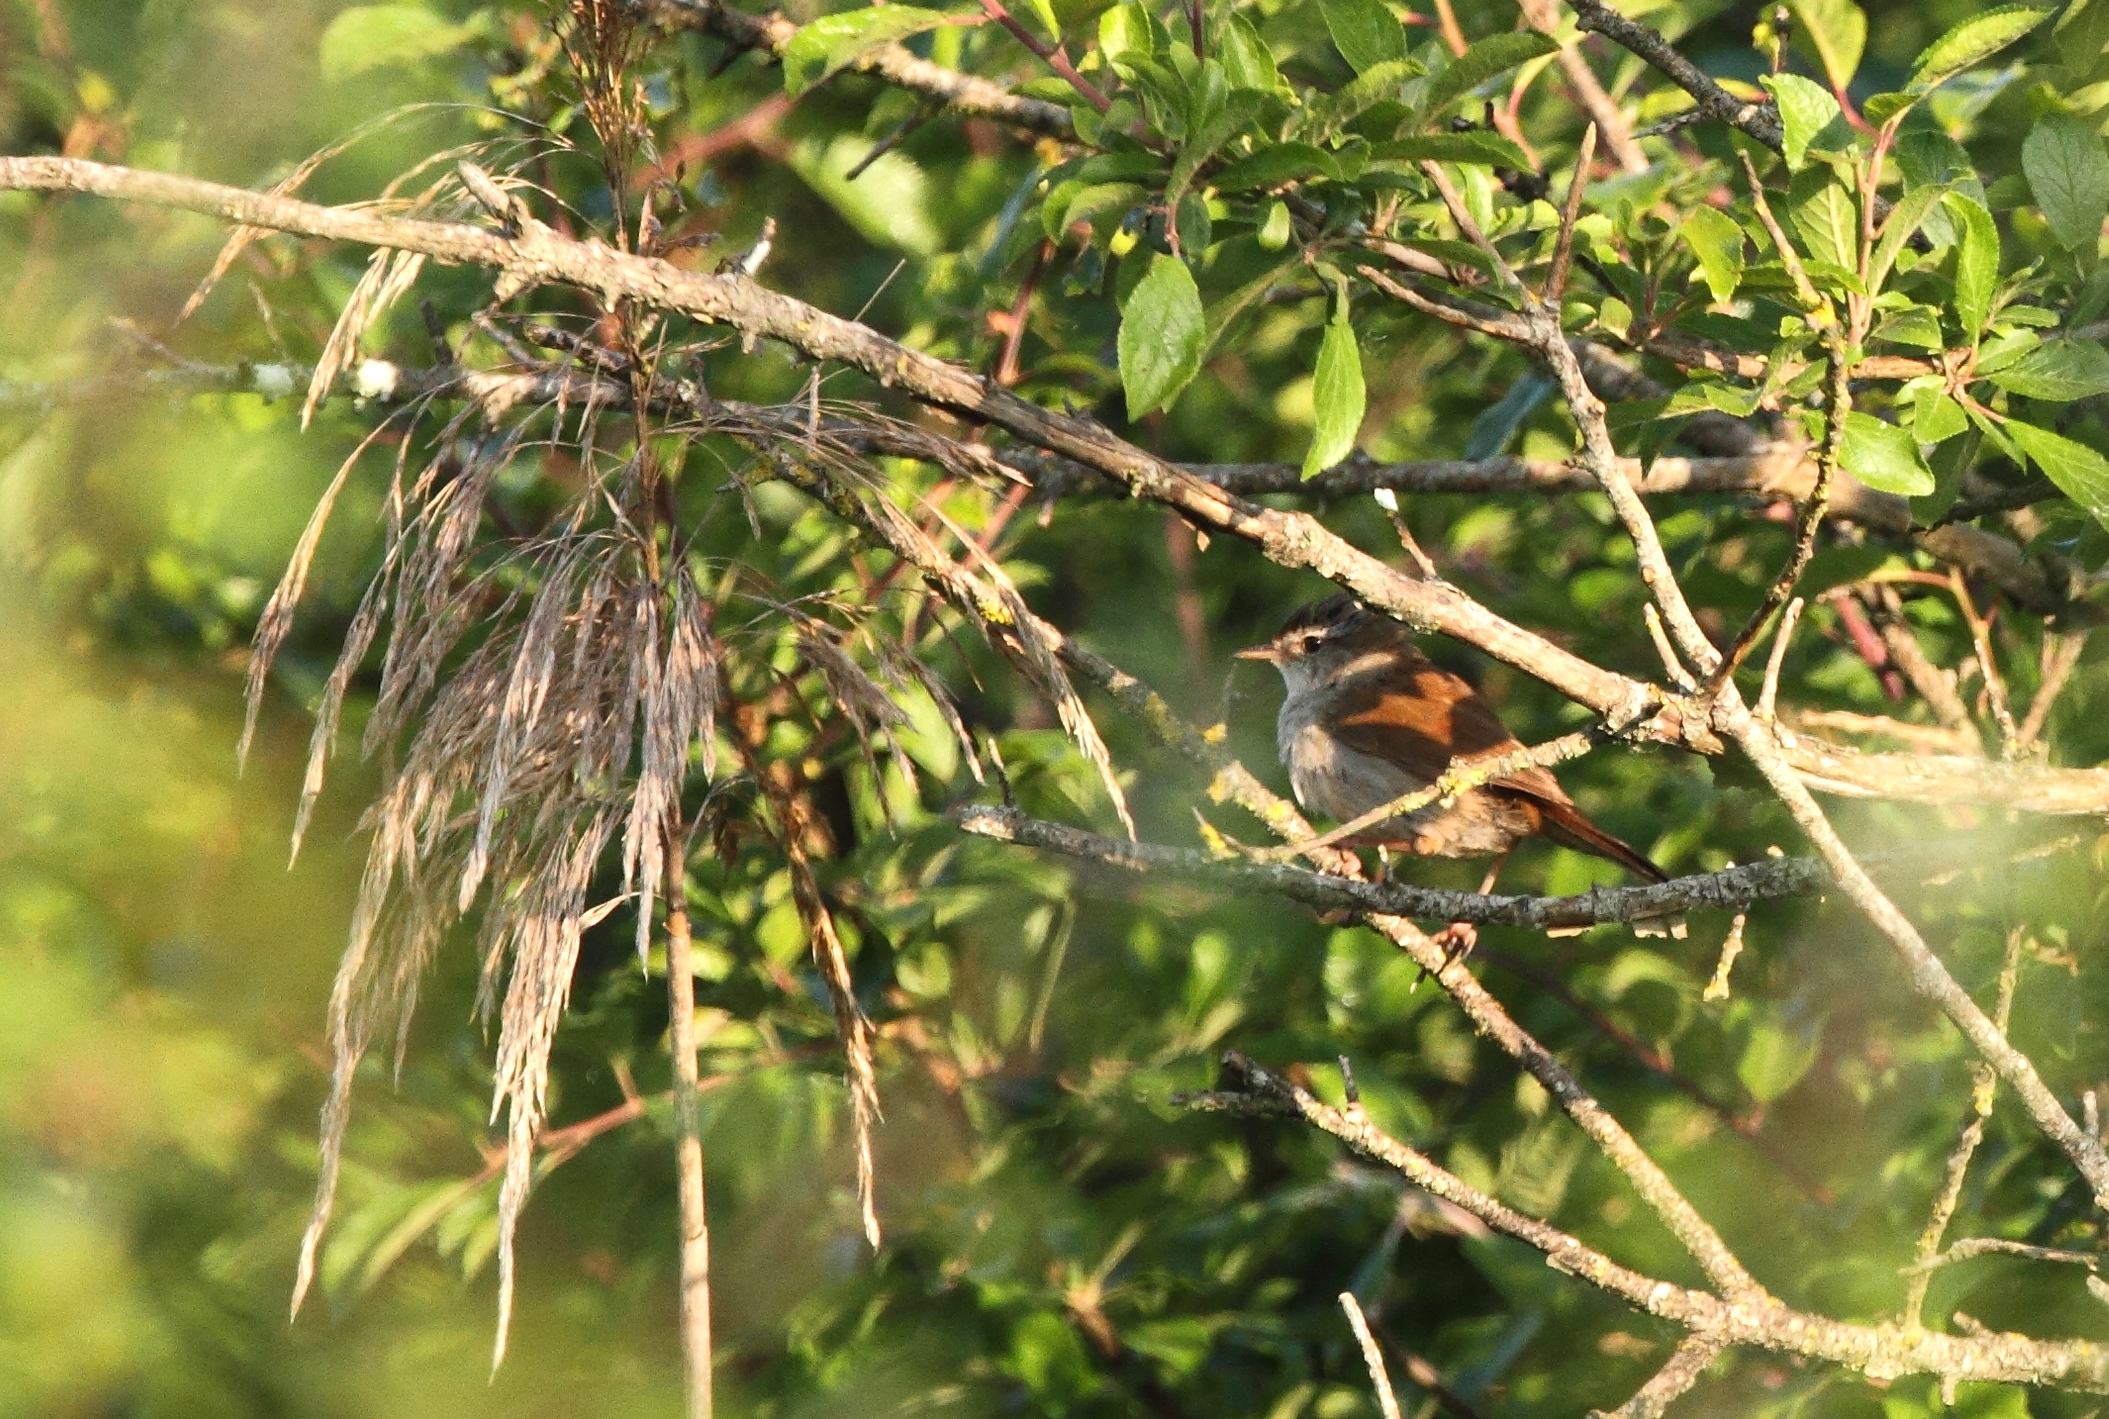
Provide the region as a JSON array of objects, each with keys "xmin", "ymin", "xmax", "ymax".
[
  {"xmin": 1293, "ymin": 59, "xmax": 1423, "ymax": 143},
  {"xmin": 1368, "ymin": 131, "xmax": 1534, "ymax": 171},
  {"xmin": 1868, "ymin": 182, "xmax": 1948, "ymax": 292},
  {"xmin": 1212, "ymin": 143, "xmax": 1340, "ymax": 192},
  {"xmin": 1218, "ymin": 15, "xmax": 1282, "ymax": 93},
  {"xmin": 1167, "ymin": 90, "xmax": 1261, "ymax": 210},
  {"xmin": 1737, "ymin": 1016, "xmax": 1824, "ymax": 1103},
  {"xmin": 1319, "ymin": 0, "xmax": 1407, "ymax": 75},
  {"xmin": 1098, "ymin": 2, "xmax": 1156, "ymax": 61},
  {"xmin": 1875, "ymin": 305, "xmax": 1944, "ymax": 348},
  {"xmin": 1417, "ymin": 32, "xmax": 1559, "ymax": 122},
  {"xmin": 1761, "ymin": 73, "xmax": 1841, "ymax": 170},
  {"xmin": 2022, "ymin": 111, "xmax": 2109, "ymax": 252},
  {"xmin": 1946, "ymin": 192, "xmax": 1999, "ymax": 338},
  {"xmin": 780, "ymin": 5, "xmax": 960, "ymax": 95},
  {"xmin": 1119, "ymin": 254, "xmax": 1206, "ymax": 418},
  {"xmin": 1257, "ymin": 201, "xmax": 1292, "ymax": 250},
  {"xmin": 1911, "ymin": 380, "xmax": 1970, "ymax": 442},
  {"xmin": 1840, "ymin": 411, "xmax": 1934, "ymax": 494},
  {"xmin": 1060, "ymin": 182, "xmax": 1147, "ymax": 238},
  {"xmin": 1788, "ymin": 166, "xmax": 1858, "ymax": 270},
  {"xmin": 1986, "ymin": 340, "xmax": 2109, "ymax": 401},
  {"xmin": 1905, "ymin": 6, "xmax": 2050, "ymax": 98},
  {"xmin": 1787, "ymin": 0, "xmax": 1867, "ymax": 90},
  {"xmin": 319, "ymin": 4, "xmax": 474, "ymax": 80},
  {"xmin": 2007, "ymin": 420, "xmax": 2109, "ymax": 528},
  {"xmin": 1679, "ymin": 205, "xmax": 1746, "ymax": 302},
  {"xmin": 1303, "ymin": 318, "xmax": 1366, "ymax": 478}
]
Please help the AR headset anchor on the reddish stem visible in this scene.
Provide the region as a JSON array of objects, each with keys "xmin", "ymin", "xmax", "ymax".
[{"xmin": 977, "ymin": 0, "xmax": 1112, "ymax": 111}]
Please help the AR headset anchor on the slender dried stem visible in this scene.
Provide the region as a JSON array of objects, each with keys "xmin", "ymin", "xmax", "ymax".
[
  {"xmin": 1902, "ymin": 927, "xmax": 2024, "ymax": 1326},
  {"xmin": 666, "ymin": 831, "xmax": 714, "ymax": 1417}
]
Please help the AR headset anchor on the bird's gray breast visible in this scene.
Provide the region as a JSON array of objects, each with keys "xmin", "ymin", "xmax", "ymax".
[
  {"xmin": 1276, "ymin": 688, "xmax": 1426, "ymax": 829},
  {"xmin": 1274, "ymin": 684, "xmax": 1527, "ymax": 855}
]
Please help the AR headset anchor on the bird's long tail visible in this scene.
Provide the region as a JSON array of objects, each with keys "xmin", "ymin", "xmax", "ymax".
[{"xmin": 1538, "ymin": 802, "xmax": 1668, "ymax": 884}]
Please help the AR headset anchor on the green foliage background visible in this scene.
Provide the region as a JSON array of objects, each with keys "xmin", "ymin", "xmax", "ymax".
[{"xmin": 6, "ymin": 0, "xmax": 2109, "ymax": 1415}]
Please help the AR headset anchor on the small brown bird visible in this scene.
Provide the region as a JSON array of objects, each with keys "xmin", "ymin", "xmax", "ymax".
[{"xmin": 1236, "ymin": 593, "xmax": 1667, "ymax": 887}]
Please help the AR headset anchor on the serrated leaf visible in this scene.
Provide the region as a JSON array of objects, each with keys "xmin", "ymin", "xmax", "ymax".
[
  {"xmin": 1862, "ymin": 91, "xmax": 1912, "ymax": 127},
  {"xmin": 1319, "ymin": 0, "xmax": 1407, "ymax": 75},
  {"xmin": 2023, "ymin": 111, "xmax": 2109, "ymax": 252},
  {"xmin": 319, "ymin": 4, "xmax": 474, "ymax": 80},
  {"xmin": 2007, "ymin": 420, "xmax": 2109, "ymax": 528},
  {"xmin": 1840, "ymin": 411, "xmax": 1934, "ymax": 494},
  {"xmin": 1294, "ymin": 59, "xmax": 1423, "ymax": 143},
  {"xmin": 1946, "ymin": 191, "xmax": 1999, "ymax": 338},
  {"xmin": 1876, "ymin": 305, "xmax": 1944, "ymax": 348},
  {"xmin": 1167, "ymin": 90, "xmax": 1261, "ymax": 210},
  {"xmin": 1761, "ymin": 73, "xmax": 1841, "ymax": 170},
  {"xmin": 1369, "ymin": 131, "xmax": 1533, "ymax": 170},
  {"xmin": 780, "ymin": 6, "xmax": 960, "ymax": 95},
  {"xmin": 1218, "ymin": 15, "xmax": 1282, "ymax": 93},
  {"xmin": 1986, "ymin": 340, "xmax": 2109, "ymax": 401},
  {"xmin": 1787, "ymin": 0, "xmax": 1867, "ymax": 90},
  {"xmin": 1303, "ymin": 319, "xmax": 1366, "ymax": 478},
  {"xmin": 1099, "ymin": 2, "xmax": 1155, "ymax": 61},
  {"xmin": 1868, "ymin": 182, "xmax": 1948, "ymax": 292},
  {"xmin": 1906, "ymin": 6, "xmax": 2050, "ymax": 97},
  {"xmin": 1912, "ymin": 381, "xmax": 1970, "ymax": 441},
  {"xmin": 1679, "ymin": 205, "xmax": 1746, "ymax": 302},
  {"xmin": 1788, "ymin": 166, "xmax": 1858, "ymax": 270},
  {"xmin": 1119, "ymin": 254, "xmax": 1206, "ymax": 418},
  {"xmin": 1417, "ymin": 32, "xmax": 1559, "ymax": 122},
  {"xmin": 1212, "ymin": 143, "xmax": 1340, "ymax": 192}
]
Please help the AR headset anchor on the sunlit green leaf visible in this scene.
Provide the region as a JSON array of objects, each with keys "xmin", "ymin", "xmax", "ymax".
[
  {"xmin": 1098, "ymin": 1, "xmax": 1156, "ymax": 61},
  {"xmin": 1761, "ymin": 73, "xmax": 1840, "ymax": 170},
  {"xmin": 1788, "ymin": 166, "xmax": 1858, "ymax": 270},
  {"xmin": 2022, "ymin": 111, "xmax": 2109, "ymax": 252},
  {"xmin": 1302, "ymin": 317, "xmax": 1365, "ymax": 478},
  {"xmin": 1257, "ymin": 201, "xmax": 1293, "ymax": 250},
  {"xmin": 1904, "ymin": 6, "xmax": 2050, "ymax": 98},
  {"xmin": 1218, "ymin": 14, "xmax": 1282, "ymax": 93},
  {"xmin": 1679, "ymin": 205, "xmax": 1746, "ymax": 302},
  {"xmin": 1119, "ymin": 254, "xmax": 1206, "ymax": 418},
  {"xmin": 780, "ymin": 6, "xmax": 962, "ymax": 95},
  {"xmin": 1787, "ymin": 0, "xmax": 1867, "ymax": 90},
  {"xmin": 1946, "ymin": 192, "xmax": 1999, "ymax": 338},
  {"xmin": 1986, "ymin": 340, "xmax": 2109, "ymax": 400},
  {"xmin": 1319, "ymin": 0, "xmax": 1407, "ymax": 75},
  {"xmin": 1417, "ymin": 32, "xmax": 1559, "ymax": 122},
  {"xmin": 2007, "ymin": 420, "xmax": 2109, "ymax": 527},
  {"xmin": 1840, "ymin": 411, "xmax": 1934, "ymax": 494}
]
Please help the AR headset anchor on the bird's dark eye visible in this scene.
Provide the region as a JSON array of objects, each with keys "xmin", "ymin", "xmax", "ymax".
[{"xmin": 1301, "ymin": 634, "xmax": 1324, "ymax": 654}]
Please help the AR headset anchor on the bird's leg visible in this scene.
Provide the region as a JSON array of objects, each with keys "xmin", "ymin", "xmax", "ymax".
[{"xmin": 1429, "ymin": 851, "xmax": 1508, "ymax": 965}]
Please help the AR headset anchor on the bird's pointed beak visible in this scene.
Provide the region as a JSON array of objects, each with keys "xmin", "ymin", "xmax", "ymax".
[{"xmin": 1233, "ymin": 642, "xmax": 1280, "ymax": 663}]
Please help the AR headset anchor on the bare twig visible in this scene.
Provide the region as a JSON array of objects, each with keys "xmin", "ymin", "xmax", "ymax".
[
  {"xmin": 1755, "ymin": 597, "xmax": 1804, "ymax": 723},
  {"xmin": 1182, "ymin": 1053, "xmax": 2109, "ymax": 1390},
  {"xmin": 1903, "ymin": 927, "xmax": 2025, "ymax": 1325},
  {"xmin": 1341, "ymin": 1294, "xmax": 1404, "ymax": 1419},
  {"xmin": 1563, "ymin": 0, "xmax": 1783, "ymax": 151},
  {"xmin": 1591, "ymin": 1333, "xmax": 1724, "ymax": 1418},
  {"xmin": 638, "ymin": 0, "xmax": 1076, "ymax": 138}
]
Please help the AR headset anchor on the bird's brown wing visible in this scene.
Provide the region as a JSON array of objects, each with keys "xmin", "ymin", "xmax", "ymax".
[
  {"xmin": 1331, "ymin": 652, "xmax": 1666, "ymax": 883},
  {"xmin": 1328, "ymin": 653, "xmax": 1573, "ymax": 806}
]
